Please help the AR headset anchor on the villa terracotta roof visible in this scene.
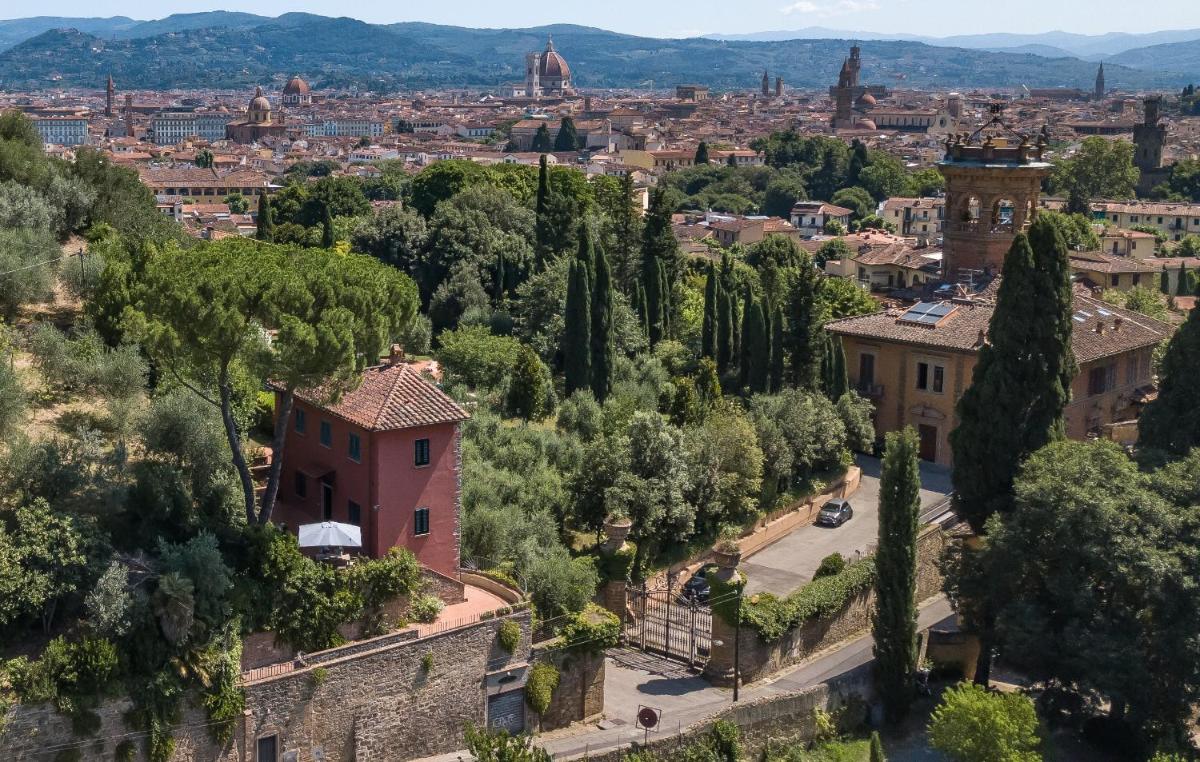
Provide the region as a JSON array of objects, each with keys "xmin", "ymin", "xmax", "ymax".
[
  {"xmin": 1096, "ymin": 201, "xmax": 1200, "ymax": 216},
  {"xmin": 1069, "ymin": 251, "xmax": 1162, "ymax": 274},
  {"xmin": 826, "ymin": 292, "xmax": 1172, "ymax": 364},
  {"xmin": 291, "ymin": 362, "xmax": 469, "ymax": 432}
]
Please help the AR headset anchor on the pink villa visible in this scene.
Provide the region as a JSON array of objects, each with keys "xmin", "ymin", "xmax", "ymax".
[{"xmin": 271, "ymin": 351, "xmax": 469, "ymax": 578}]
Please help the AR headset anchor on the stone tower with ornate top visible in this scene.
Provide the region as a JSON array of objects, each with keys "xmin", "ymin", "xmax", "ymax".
[
  {"xmin": 937, "ymin": 104, "xmax": 1052, "ymax": 277},
  {"xmin": 1094, "ymin": 62, "xmax": 1105, "ymax": 100}
]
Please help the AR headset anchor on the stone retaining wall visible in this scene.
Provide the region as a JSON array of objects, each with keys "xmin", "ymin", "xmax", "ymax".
[
  {"xmin": 528, "ymin": 642, "xmax": 605, "ymax": 733},
  {"xmin": 570, "ymin": 663, "xmax": 874, "ymax": 762},
  {"xmin": 2, "ymin": 611, "xmax": 532, "ymax": 762},
  {"xmin": 714, "ymin": 525, "xmax": 948, "ymax": 685}
]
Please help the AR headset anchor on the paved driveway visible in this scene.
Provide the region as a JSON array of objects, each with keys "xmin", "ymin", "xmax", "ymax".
[{"xmin": 741, "ymin": 455, "xmax": 952, "ymax": 596}]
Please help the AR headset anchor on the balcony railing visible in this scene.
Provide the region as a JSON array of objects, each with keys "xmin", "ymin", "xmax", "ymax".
[{"xmin": 855, "ymin": 381, "xmax": 885, "ymax": 398}]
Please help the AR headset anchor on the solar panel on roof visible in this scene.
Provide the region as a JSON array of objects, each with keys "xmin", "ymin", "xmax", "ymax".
[
  {"xmin": 1072, "ymin": 315, "xmax": 1086, "ymax": 323},
  {"xmin": 1096, "ymin": 308, "xmax": 1113, "ymax": 317}
]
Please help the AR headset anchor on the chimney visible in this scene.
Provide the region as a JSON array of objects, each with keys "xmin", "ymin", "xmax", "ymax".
[
  {"xmin": 974, "ymin": 329, "xmax": 986, "ymax": 348},
  {"xmin": 388, "ymin": 343, "xmax": 405, "ymax": 365},
  {"xmin": 1113, "ymin": 316, "xmax": 1123, "ymax": 331},
  {"xmin": 1095, "ymin": 320, "xmax": 1105, "ymax": 335}
]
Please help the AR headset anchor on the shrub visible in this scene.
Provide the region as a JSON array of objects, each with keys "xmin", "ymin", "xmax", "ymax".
[
  {"xmin": 525, "ymin": 663, "xmax": 560, "ymax": 715},
  {"xmin": 410, "ymin": 594, "xmax": 444, "ymax": 624},
  {"xmin": 559, "ymin": 604, "xmax": 620, "ymax": 654},
  {"xmin": 115, "ymin": 740, "xmax": 136, "ymax": 762},
  {"xmin": 741, "ymin": 558, "xmax": 876, "ymax": 641},
  {"xmin": 814, "ymin": 552, "xmax": 847, "ymax": 579},
  {"xmin": 311, "ymin": 667, "xmax": 328, "ymax": 686},
  {"xmin": 497, "ymin": 620, "xmax": 521, "ymax": 653},
  {"xmin": 927, "ymin": 682, "xmax": 1042, "ymax": 762},
  {"xmin": 421, "ymin": 652, "xmax": 434, "ymax": 672}
]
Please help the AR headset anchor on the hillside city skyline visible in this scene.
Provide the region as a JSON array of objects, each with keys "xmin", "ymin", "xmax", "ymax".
[{"xmin": 4, "ymin": 3, "xmax": 1200, "ymax": 39}]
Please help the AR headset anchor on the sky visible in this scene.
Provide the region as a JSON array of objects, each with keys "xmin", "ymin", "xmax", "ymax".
[{"xmin": 8, "ymin": 1, "xmax": 1200, "ymax": 39}]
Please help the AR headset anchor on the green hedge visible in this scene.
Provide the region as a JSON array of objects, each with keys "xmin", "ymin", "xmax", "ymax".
[
  {"xmin": 596, "ymin": 543, "xmax": 637, "ymax": 584},
  {"xmin": 706, "ymin": 569, "xmax": 746, "ymax": 627},
  {"xmin": 525, "ymin": 662, "xmax": 560, "ymax": 715},
  {"xmin": 497, "ymin": 620, "xmax": 521, "ymax": 653},
  {"xmin": 559, "ymin": 604, "xmax": 621, "ymax": 654},
  {"xmin": 740, "ymin": 558, "xmax": 876, "ymax": 642}
]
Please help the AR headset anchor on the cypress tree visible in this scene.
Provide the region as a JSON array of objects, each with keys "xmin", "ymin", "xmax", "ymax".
[
  {"xmin": 869, "ymin": 731, "xmax": 886, "ymax": 762},
  {"xmin": 1161, "ymin": 264, "xmax": 1171, "ymax": 295},
  {"xmin": 848, "ymin": 139, "xmax": 870, "ymax": 186},
  {"xmin": 535, "ymin": 154, "xmax": 552, "ymax": 266},
  {"xmin": 634, "ymin": 281, "xmax": 650, "ymax": 338},
  {"xmin": 740, "ymin": 287, "xmax": 770, "ymax": 393},
  {"xmin": 821, "ymin": 330, "xmax": 849, "ymax": 400},
  {"xmin": 952, "ymin": 224, "xmax": 1073, "ymax": 535},
  {"xmin": 716, "ymin": 281, "xmax": 734, "ymax": 372},
  {"xmin": 1138, "ymin": 303, "xmax": 1200, "ymax": 456},
  {"xmin": 949, "ymin": 218, "xmax": 1074, "ymax": 687},
  {"xmin": 554, "ymin": 116, "xmax": 580, "ymax": 151},
  {"xmin": 788, "ymin": 253, "xmax": 822, "ymax": 389},
  {"xmin": 531, "ymin": 122, "xmax": 553, "ymax": 152},
  {"xmin": 590, "ymin": 245, "xmax": 615, "ymax": 402},
  {"xmin": 694, "ymin": 141, "xmax": 710, "ymax": 165},
  {"xmin": 770, "ymin": 303, "xmax": 786, "ymax": 392},
  {"xmin": 494, "ymin": 250, "xmax": 507, "ymax": 301},
  {"xmin": 641, "ymin": 186, "xmax": 677, "ymax": 346},
  {"xmin": 1178, "ymin": 262, "xmax": 1191, "ymax": 297},
  {"xmin": 701, "ymin": 263, "xmax": 719, "ymax": 360},
  {"xmin": 726, "ymin": 153, "xmax": 737, "ymax": 168},
  {"xmin": 564, "ymin": 258, "xmax": 592, "ymax": 396},
  {"xmin": 321, "ymin": 203, "xmax": 335, "ymax": 249},
  {"xmin": 873, "ymin": 427, "xmax": 921, "ymax": 724},
  {"xmin": 256, "ymin": 194, "xmax": 275, "ymax": 242},
  {"xmin": 611, "ymin": 173, "xmax": 642, "ymax": 290}
]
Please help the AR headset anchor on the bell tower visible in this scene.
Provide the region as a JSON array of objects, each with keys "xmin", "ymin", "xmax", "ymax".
[{"xmin": 937, "ymin": 105, "xmax": 1052, "ymax": 276}]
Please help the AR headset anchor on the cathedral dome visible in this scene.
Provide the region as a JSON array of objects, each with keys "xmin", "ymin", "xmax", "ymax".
[
  {"xmin": 283, "ymin": 76, "xmax": 310, "ymax": 96},
  {"xmin": 856, "ymin": 92, "xmax": 877, "ymax": 108},
  {"xmin": 538, "ymin": 38, "xmax": 571, "ymax": 80},
  {"xmin": 249, "ymin": 87, "xmax": 271, "ymax": 113},
  {"xmin": 857, "ymin": 119, "xmax": 877, "ymax": 131}
]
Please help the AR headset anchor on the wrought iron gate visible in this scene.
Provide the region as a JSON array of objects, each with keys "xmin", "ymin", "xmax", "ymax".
[{"xmin": 623, "ymin": 583, "xmax": 712, "ymax": 668}]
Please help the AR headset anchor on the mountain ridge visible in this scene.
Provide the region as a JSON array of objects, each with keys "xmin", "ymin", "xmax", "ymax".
[{"xmin": 0, "ymin": 16, "xmax": 1189, "ymax": 91}]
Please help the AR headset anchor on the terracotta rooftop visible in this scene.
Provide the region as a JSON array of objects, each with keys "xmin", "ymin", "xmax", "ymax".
[
  {"xmin": 827, "ymin": 292, "xmax": 1172, "ymax": 364},
  {"xmin": 1068, "ymin": 251, "xmax": 1162, "ymax": 274},
  {"xmin": 292, "ymin": 362, "xmax": 469, "ymax": 432},
  {"xmin": 1097, "ymin": 201, "xmax": 1200, "ymax": 216}
]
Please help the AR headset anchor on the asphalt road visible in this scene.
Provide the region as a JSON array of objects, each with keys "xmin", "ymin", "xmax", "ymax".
[{"xmin": 741, "ymin": 454, "xmax": 952, "ymax": 596}]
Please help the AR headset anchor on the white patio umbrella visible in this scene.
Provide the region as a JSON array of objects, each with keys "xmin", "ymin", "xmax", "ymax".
[{"xmin": 297, "ymin": 521, "xmax": 362, "ymax": 549}]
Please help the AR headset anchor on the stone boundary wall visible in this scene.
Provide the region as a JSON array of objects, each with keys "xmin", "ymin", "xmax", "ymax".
[
  {"xmin": 528, "ymin": 641, "xmax": 605, "ymax": 733},
  {"xmin": 727, "ymin": 525, "xmax": 947, "ymax": 684},
  {"xmin": 2, "ymin": 612, "xmax": 532, "ymax": 762},
  {"xmin": 567, "ymin": 663, "xmax": 874, "ymax": 762}
]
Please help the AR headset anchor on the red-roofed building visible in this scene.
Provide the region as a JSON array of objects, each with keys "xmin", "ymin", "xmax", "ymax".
[{"xmin": 271, "ymin": 349, "xmax": 469, "ymax": 577}]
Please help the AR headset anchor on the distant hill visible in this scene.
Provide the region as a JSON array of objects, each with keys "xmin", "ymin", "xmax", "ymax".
[
  {"xmin": 0, "ymin": 17, "xmax": 1186, "ymax": 91},
  {"xmin": 113, "ymin": 12, "xmax": 270, "ymax": 39},
  {"xmin": 982, "ymin": 44, "xmax": 1079, "ymax": 59},
  {"xmin": 0, "ymin": 16, "xmax": 140, "ymax": 51},
  {"xmin": 1109, "ymin": 39, "xmax": 1200, "ymax": 74},
  {"xmin": 706, "ymin": 27, "xmax": 1200, "ymax": 60}
]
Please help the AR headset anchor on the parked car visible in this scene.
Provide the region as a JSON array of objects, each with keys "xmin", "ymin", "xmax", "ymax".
[
  {"xmin": 678, "ymin": 563, "xmax": 721, "ymax": 604},
  {"xmin": 816, "ymin": 498, "xmax": 853, "ymax": 527}
]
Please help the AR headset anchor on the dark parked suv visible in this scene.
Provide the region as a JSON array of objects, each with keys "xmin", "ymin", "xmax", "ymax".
[{"xmin": 816, "ymin": 499, "xmax": 853, "ymax": 527}]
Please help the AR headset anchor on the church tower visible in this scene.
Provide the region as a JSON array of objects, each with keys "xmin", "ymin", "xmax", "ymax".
[
  {"xmin": 761, "ymin": 70, "xmax": 770, "ymax": 97},
  {"xmin": 105, "ymin": 74, "xmax": 115, "ymax": 118},
  {"xmin": 775, "ymin": 76, "xmax": 783, "ymax": 97},
  {"xmin": 1094, "ymin": 62, "xmax": 1105, "ymax": 100},
  {"xmin": 937, "ymin": 106, "xmax": 1052, "ymax": 276}
]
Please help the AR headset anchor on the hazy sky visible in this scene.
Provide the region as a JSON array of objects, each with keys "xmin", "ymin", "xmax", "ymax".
[{"xmin": 9, "ymin": 1, "xmax": 1200, "ymax": 39}]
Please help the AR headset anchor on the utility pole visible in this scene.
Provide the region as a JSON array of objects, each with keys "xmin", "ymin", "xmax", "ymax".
[{"xmin": 733, "ymin": 584, "xmax": 742, "ymax": 702}]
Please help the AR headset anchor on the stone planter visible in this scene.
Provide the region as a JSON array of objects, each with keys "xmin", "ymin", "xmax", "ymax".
[
  {"xmin": 602, "ymin": 516, "xmax": 633, "ymax": 553},
  {"xmin": 712, "ymin": 545, "xmax": 742, "ymax": 570}
]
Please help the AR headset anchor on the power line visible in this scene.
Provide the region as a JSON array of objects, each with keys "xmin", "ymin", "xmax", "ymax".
[{"xmin": 0, "ymin": 249, "xmax": 84, "ymax": 278}]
